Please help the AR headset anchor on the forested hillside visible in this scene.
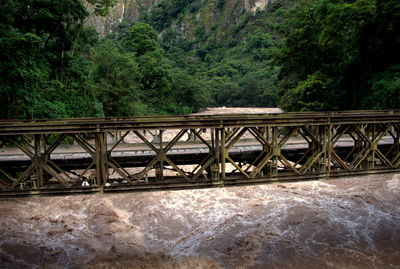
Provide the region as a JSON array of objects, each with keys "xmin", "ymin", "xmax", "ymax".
[{"xmin": 1, "ymin": 0, "xmax": 399, "ymax": 120}]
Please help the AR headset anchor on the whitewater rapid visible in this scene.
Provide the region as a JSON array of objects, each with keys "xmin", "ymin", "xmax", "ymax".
[{"xmin": 1, "ymin": 173, "xmax": 399, "ymax": 268}]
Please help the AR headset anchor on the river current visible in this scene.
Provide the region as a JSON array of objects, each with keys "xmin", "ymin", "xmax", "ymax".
[{"xmin": 1, "ymin": 173, "xmax": 399, "ymax": 268}]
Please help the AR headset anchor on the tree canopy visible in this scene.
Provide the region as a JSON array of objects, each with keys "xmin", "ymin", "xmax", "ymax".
[
  {"xmin": 1, "ymin": 0, "xmax": 399, "ymax": 120},
  {"xmin": 275, "ymin": 0, "xmax": 400, "ymax": 111}
]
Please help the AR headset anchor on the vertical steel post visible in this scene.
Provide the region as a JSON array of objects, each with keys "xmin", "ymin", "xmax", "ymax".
[
  {"xmin": 370, "ymin": 124, "xmax": 376, "ymax": 168},
  {"xmin": 261, "ymin": 126, "xmax": 268, "ymax": 177},
  {"xmin": 41, "ymin": 134, "xmax": 50, "ymax": 185},
  {"xmin": 327, "ymin": 124, "xmax": 332, "ymax": 175},
  {"xmin": 320, "ymin": 126, "xmax": 327, "ymax": 174},
  {"xmin": 212, "ymin": 128, "xmax": 220, "ymax": 181},
  {"xmin": 158, "ymin": 130, "xmax": 164, "ymax": 181},
  {"xmin": 220, "ymin": 128, "xmax": 226, "ymax": 180},
  {"xmin": 33, "ymin": 134, "xmax": 43, "ymax": 188},
  {"xmin": 396, "ymin": 125, "xmax": 400, "ymax": 167},
  {"xmin": 271, "ymin": 126, "xmax": 278, "ymax": 177},
  {"xmin": 95, "ymin": 132, "xmax": 108, "ymax": 186}
]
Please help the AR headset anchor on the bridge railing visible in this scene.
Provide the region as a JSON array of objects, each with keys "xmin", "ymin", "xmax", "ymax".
[{"xmin": 0, "ymin": 110, "xmax": 399, "ymax": 193}]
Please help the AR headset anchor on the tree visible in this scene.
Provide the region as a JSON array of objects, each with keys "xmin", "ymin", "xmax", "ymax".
[
  {"xmin": 91, "ymin": 40, "xmax": 146, "ymax": 116},
  {"xmin": 274, "ymin": 0, "xmax": 377, "ymax": 111},
  {"xmin": 122, "ymin": 23, "xmax": 162, "ymax": 57},
  {"xmin": 0, "ymin": 29, "xmax": 46, "ymax": 119},
  {"xmin": 0, "ymin": 0, "xmax": 120, "ymax": 119},
  {"xmin": 170, "ymin": 68, "xmax": 213, "ymax": 114},
  {"xmin": 121, "ymin": 23, "xmax": 173, "ymax": 113},
  {"xmin": 361, "ymin": 66, "xmax": 400, "ymax": 110},
  {"xmin": 0, "ymin": 0, "xmax": 98, "ymax": 119},
  {"xmin": 280, "ymin": 71, "xmax": 338, "ymax": 111}
]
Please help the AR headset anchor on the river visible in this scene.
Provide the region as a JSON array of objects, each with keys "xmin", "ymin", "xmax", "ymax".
[{"xmin": 1, "ymin": 173, "xmax": 399, "ymax": 268}]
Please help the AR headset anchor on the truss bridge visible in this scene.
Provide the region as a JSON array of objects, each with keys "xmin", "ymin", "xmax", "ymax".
[{"xmin": 0, "ymin": 110, "xmax": 399, "ymax": 196}]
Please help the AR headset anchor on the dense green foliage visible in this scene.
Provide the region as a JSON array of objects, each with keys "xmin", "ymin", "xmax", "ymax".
[
  {"xmin": 1, "ymin": 0, "xmax": 92, "ymax": 119},
  {"xmin": 143, "ymin": 0, "xmax": 399, "ymax": 112},
  {"xmin": 143, "ymin": 1, "xmax": 285, "ymax": 109},
  {"xmin": 275, "ymin": 0, "xmax": 400, "ymax": 111},
  {"xmin": 0, "ymin": 0, "xmax": 208, "ymax": 119},
  {"xmin": 1, "ymin": 0, "xmax": 399, "ymax": 119}
]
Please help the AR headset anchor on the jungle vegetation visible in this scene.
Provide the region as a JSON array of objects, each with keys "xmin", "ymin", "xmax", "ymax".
[{"xmin": 1, "ymin": 0, "xmax": 399, "ymax": 119}]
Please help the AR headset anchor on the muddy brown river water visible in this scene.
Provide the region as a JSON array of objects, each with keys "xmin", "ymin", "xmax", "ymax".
[{"xmin": 1, "ymin": 173, "xmax": 399, "ymax": 268}]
